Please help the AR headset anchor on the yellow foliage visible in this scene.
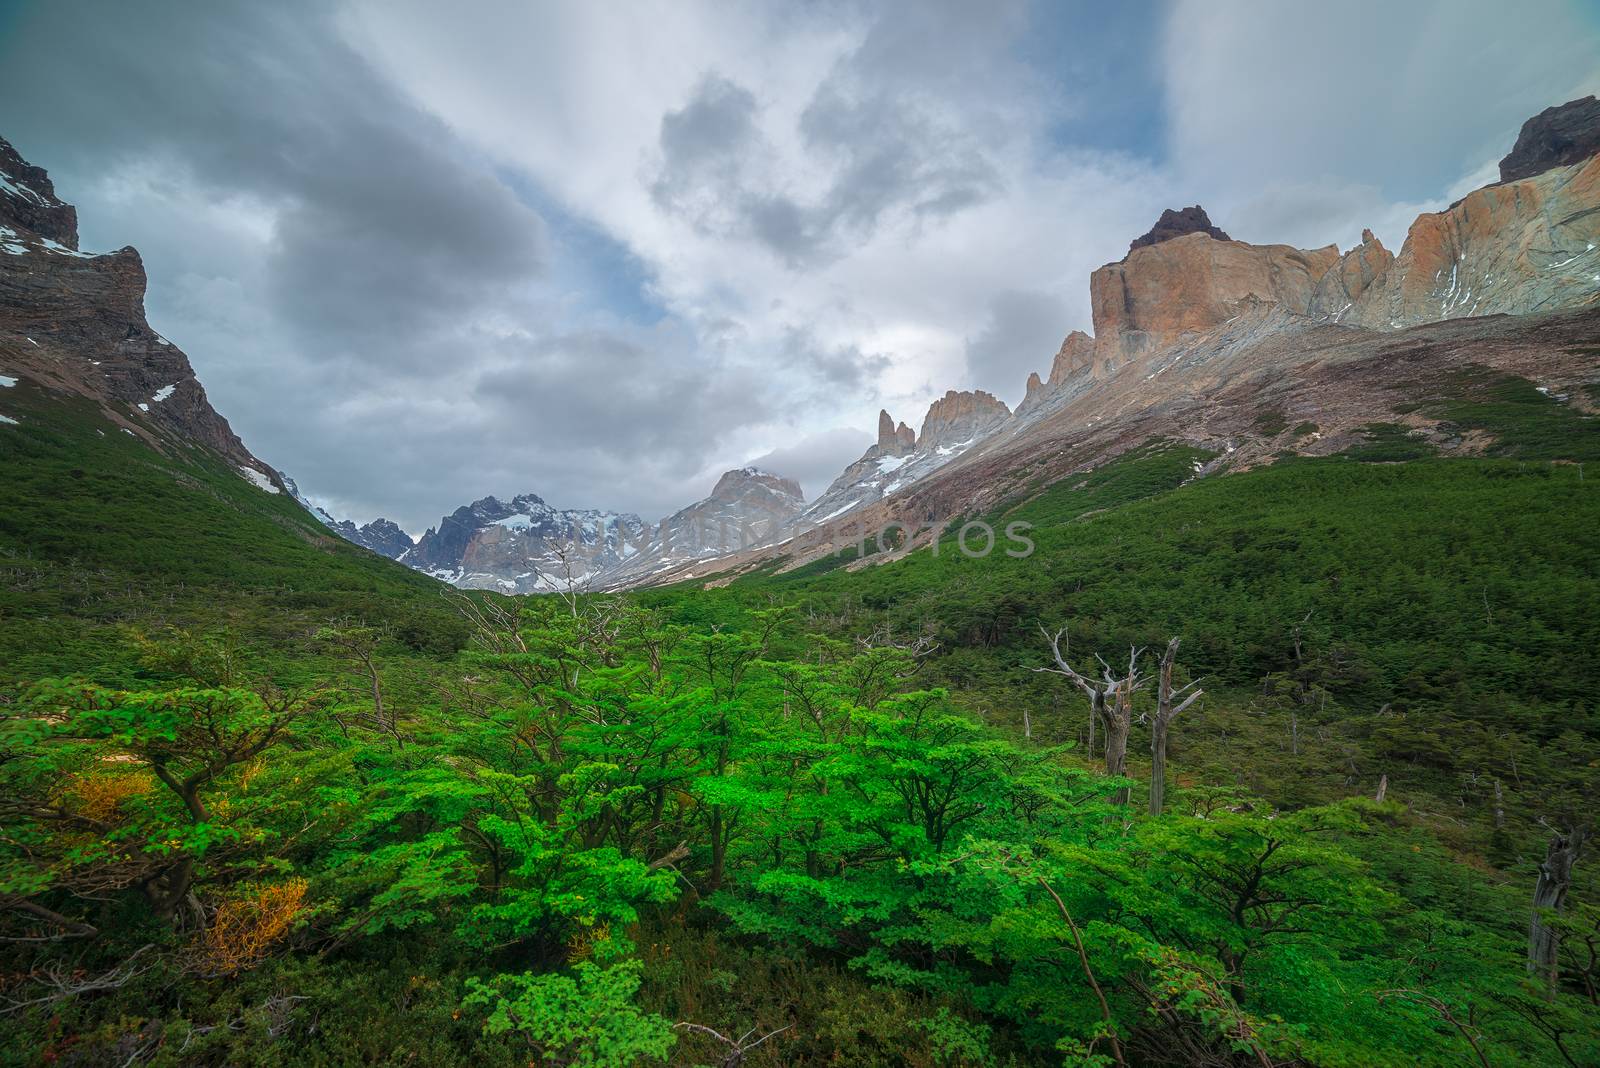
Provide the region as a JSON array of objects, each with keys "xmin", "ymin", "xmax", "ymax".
[
  {"xmin": 70, "ymin": 767, "xmax": 154, "ymax": 822},
  {"xmin": 236, "ymin": 758, "xmax": 266, "ymax": 793},
  {"xmin": 567, "ymin": 921, "xmax": 612, "ymax": 963},
  {"xmin": 203, "ymin": 878, "xmax": 308, "ymax": 972}
]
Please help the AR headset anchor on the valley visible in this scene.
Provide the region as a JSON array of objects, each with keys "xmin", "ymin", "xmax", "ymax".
[{"xmin": 1, "ymin": 85, "xmax": 1598, "ymax": 1068}]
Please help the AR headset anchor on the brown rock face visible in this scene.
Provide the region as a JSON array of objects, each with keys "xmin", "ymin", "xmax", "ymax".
[
  {"xmin": 1307, "ymin": 229, "xmax": 1394, "ymax": 321},
  {"xmin": 0, "ymin": 136, "xmax": 262, "ymax": 476},
  {"xmin": 876, "ymin": 408, "xmax": 915, "ymax": 453},
  {"xmin": 918, "ymin": 389, "xmax": 1011, "ymax": 449},
  {"xmin": 1128, "ymin": 205, "xmax": 1230, "ymax": 252},
  {"xmin": 0, "ymin": 136, "xmax": 77, "ymax": 248},
  {"xmin": 1048, "ymin": 330, "xmax": 1096, "ymax": 384},
  {"xmin": 1090, "ymin": 233, "xmax": 1340, "ymax": 359},
  {"xmin": 1347, "ymin": 153, "xmax": 1600, "ymax": 330},
  {"xmin": 1498, "ymin": 95, "xmax": 1600, "ymax": 183}
]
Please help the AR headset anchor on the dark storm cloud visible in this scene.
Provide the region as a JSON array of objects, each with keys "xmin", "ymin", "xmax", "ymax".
[
  {"xmin": 1, "ymin": 2, "xmax": 548, "ymax": 365},
  {"xmin": 0, "ymin": 0, "xmax": 772, "ymax": 530}
]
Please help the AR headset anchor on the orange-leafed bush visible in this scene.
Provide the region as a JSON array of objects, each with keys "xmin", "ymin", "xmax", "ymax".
[{"xmin": 203, "ymin": 878, "xmax": 308, "ymax": 972}]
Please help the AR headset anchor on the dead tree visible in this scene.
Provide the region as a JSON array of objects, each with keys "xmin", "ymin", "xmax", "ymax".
[
  {"xmin": 1147, "ymin": 638, "xmax": 1203, "ymax": 817},
  {"xmin": 1530, "ymin": 827, "xmax": 1589, "ymax": 995},
  {"xmin": 1037, "ymin": 626, "xmax": 1145, "ymax": 804},
  {"xmin": 673, "ymin": 1022, "xmax": 792, "ymax": 1067}
]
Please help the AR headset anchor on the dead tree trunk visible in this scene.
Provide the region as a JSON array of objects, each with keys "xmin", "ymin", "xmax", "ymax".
[
  {"xmin": 1037, "ymin": 626, "xmax": 1144, "ymax": 805},
  {"xmin": 1530, "ymin": 828, "xmax": 1588, "ymax": 995},
  {"xmin": 1148, "ymin": 638, "xmax": 1203, "ymax": 817}
]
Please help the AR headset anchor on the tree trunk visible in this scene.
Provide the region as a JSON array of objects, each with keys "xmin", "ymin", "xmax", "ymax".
[
  {"xmin": 1374, "ymin": 774, "xmax": 1388, "ymax": 803},
  {"xmin": 1530, "ymin": 829, "xmax": 1587, "ymax": 995},
  {"xmin": 708, "ymin": 807, "xmax": 726, "ymax": 892},
  {"xmin": 1149, "ymin": 638, "xmax": 1201, "ymax": 817},
  {"xmin": 1100, "ymin": 690, "xmax": 1132, "ymax": 805},
  {"xmin": 1149, "ymin": 718, "xmax": 1168, "ymax": 817}
]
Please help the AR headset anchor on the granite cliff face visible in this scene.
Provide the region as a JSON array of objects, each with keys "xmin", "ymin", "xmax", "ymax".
[
  {"xmin": 919, "ymin": 389, "xmax": 1010, "ymax": 450},
  {"xmin": 1089, "ymin": 230, "xmax": 1341, "ymax": 362},
  {"xmin": 1346, "ymin": 152, "xmax": 1600, "ymax": 330},
  {"xmin": 0, "ymin": 136, "xmax": 274, "ymax": 489},
  {"xmin": 1307, "ymin": 229, "xmax": 1394, "ymax": 321},
  {"xmin": 876, "ymin": 409, "xmax": 916, "ymax": 454}
]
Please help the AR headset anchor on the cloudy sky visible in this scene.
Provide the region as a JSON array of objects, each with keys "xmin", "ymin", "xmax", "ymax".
[{"xmin": 2, "ymin": 0, "xmax": 1596, "ymax": 533}]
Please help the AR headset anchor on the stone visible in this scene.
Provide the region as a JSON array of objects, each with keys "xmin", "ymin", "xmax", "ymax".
[
  {"xmin": 918, "ymin": 389, "xmax": 1011, "ymax": 450},
  {"xmin": 1348, "ymin": 153, "xmax": 1600, "ymax": 330},
  {"xmin": 1308, "ymin": 229, "xmax": 1394, "ymax": 322},
  {"xmin": 1090, "ymin": 233, "xmax": 1340, "ymax": 358},
  {"xmin": 1498, "ymin": 95, "xmax": 1600, "ymax": 183},
  {"xmin": 1128, "ymin": 205, "xmax": 1230, "ymax": 252}
]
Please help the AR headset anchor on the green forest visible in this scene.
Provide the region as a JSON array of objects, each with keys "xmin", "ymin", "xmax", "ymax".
[{"xmin": 2, "ymin": 372, "xmax": 1597, "ymax": 1067}]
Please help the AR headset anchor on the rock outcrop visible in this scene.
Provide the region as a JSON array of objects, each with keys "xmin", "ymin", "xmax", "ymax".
[
  {"xmin": 1128, "ymin": 205, "xmax": 1230, "ymax": 252},
  {"xmin": 1499, "ymin": 95, "xmax": 1600, "ymax": 183},
  {"xmin": 0, "ymin": 136, "xmax": 77, "ymax": 247},
  {"xmin": 1347, "ymin": 152, "xmax": 1600, "ymax": 330},
  {"xmin": 918, "ymin": 389, "xmax": 1011, "ymax": 450},
  {"xmin": 1090, "ymin": 231, "xmax": 1341, "ymax": 360},
  {"xmin": 330, "ymin": 517, "xmax": 413, "ymax": 559},
  {"xmin": 799, "ymin": 391, "xmax": 1011, "ymax": 527},
  {"xmin": 0, "ymin": 136, "xmax": 271, "ymax": 487},
  {"xmin": 876, "ymin": 409, "xmax": 915, "ymax": 453},
  {"xmin": 1307, "ymin": 229, "xmax": 1394, "ymax": 322}
]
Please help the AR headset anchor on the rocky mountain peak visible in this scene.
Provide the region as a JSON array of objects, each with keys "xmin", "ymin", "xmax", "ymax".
[
  {"xmin": 0, "ymin": 134, "xmax": 263, "ymax": 479},
  {"xmin": 919, "ymin": 389, "xmax": 1011, "ymax": 451},
  {"xmin": 1308, "ymin": 228, "xmax": 1394, "ymax": 322},
  {"xmin": 1498, "ymin": 95, "xmax": 1600, "ymax": 183},
  {"xmin": 1128, "ymin": 205, "xmax": 1230, "ymax": 253},
  {"xmin": 0, "ymin": 136, "xmax": 78, "ymax": 249},
  {"xmin": 876, "ymin": 408, "xmax": 916, "ymax": 453},
  {"xmin": 710, "ymin": 466, "xmax": 803, "ymax": 504}
]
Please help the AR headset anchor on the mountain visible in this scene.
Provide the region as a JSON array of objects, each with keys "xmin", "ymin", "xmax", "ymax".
[
  {"xmin": 632, "ymin": 97, "xmax": 1600, "ymax": 586},
  {"xmin": 600, "ymin": 467, "xmax": 804, "ymax": 586},
  {"xmin": 0, "ymin": 136, "xmax": 277, "ymax": 490},
  {"xmin": 401, "ymin": 492, "xmax": 646, "ymax": 593},
  {"xmin": 401, "ymin": 466, "xmax": 806, "ymax": 592},
  {"xmin": 799, "ymin": 391, "xmax": 1010, "ymax": 527}
]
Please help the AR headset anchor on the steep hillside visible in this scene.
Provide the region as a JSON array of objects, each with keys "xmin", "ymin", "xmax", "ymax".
[{"xmin": 0, "ymin": 136, "xmax": 464, "ymax": 684}]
